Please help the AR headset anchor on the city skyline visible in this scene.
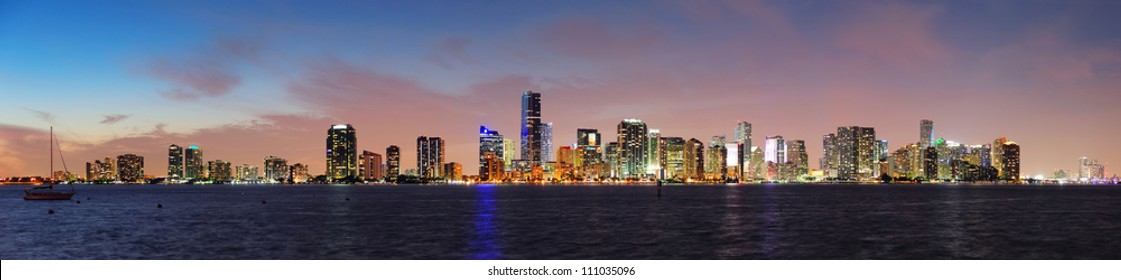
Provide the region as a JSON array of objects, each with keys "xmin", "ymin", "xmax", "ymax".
[{"xmin": 2, "ymin": 0, "xmax": 1120, "ymax": 178}]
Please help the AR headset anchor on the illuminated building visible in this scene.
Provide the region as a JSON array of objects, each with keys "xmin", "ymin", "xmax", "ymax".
[
  {"xmin": 557, "ymin": 146, "xmax": 575, "ymax": 166},
  {"xmin": 1080, "ymin": 157, "xmax": 1106, "ymax": 180},
  {"xmin": 750, "ymin": 147, "xmax": 764, "ymax": 180},
  {"xmin": 576, "ymin": 128, "xmax": 603, "ymax": 176},
  {"xmin": 360, "ymin": 150, "xmax": 384, "ymax": 181},
  {"xmin": 444, "ymin": 162, "xmax": 462, "ymax": 181},
  {"xmin": 542, "ymin": 122, "xmax": 553, "ymax": 162},
  {"xmin": 235, "ymin": 164, "xmax": 259, "ymax": 181},
  {"xmin": 417, "ymin": 136, "xmax": 445, "ymax": 178},
  {"xmin": 520, "ymin": 91, "xmax": 543, "ymax": 164},
  {"xmin": 920, "ymin": 119, "xmax": 934, "ymax": 148},
  {"xmin": 264, "ymin": 156, "xmax": 288, "ymax": 183},
  {"xmin": 663, "ymin": 137, "xmax": 685, "ymax": 180},
  {"xmin": 185, "ymin": 145, "xmax": 203, "ymax": 180},
  {"xmin": 684, "ymin": 138, "xmax": 704, "ymax": 181},
  {"xmin": 168, "ymin": 144, "xmax": 183, "ymax": 180},
  {"xmin": 836, "ymin": 126, "xmax": 876, "ymax": 181},
  {"xmin": 502, "ymin": 138, "xmax": 517, "ymax": 171},
  {"xmin": 874, "ymin": 140, "xmax": 889, "ymax": 177},
  {"xmin": 821, "ymin": 133, "xmax": 836, "ymax": 178},
  {"xmin": 724, "ymin": 142, "xmax": 741, "ymax": 179},
  {"xmin": 923, "ymin": 146, "xmax": 938, "ymax": 180},
  {"xmin": 617, "ymin": 119, "xmax": 648, "ymax": 178},
  {"xmin": 605, "ymin": 142, "xmax": 620, "ymax": 177},
  {"xmin": 116, "ymin": 154, "xmax": 144, "ymax": 183},
  {"xmin": 289, "ymin": 163, "xmax": 309, "ymax": 183},
  {"xmin": 86, "ymin": 157, "xmax": 116, "ymax": 181},
  {"xmin": 705, "ymin": 140, "xmax": 726, "ymax": 179},
  {"xmin": 646, "ymin": 129, "xmax": 663, "ymax": 177},
  {"xmin": 996, "ymin": 139, "xmax": 1020, "ymax": 181},
  {"xmin": 479, "ymin": 126, "xmax": 505, "ymax": 180},
  {"xmin": 386, "ymin": 145, "xmax": 400, "ymax": 180},
  {"xmin": 734, "ymin": 122, "xmax": 753, "ymax": 176},
  {"xmin": 764, "ymin": 135, "xmax": 785, "ymax": 164},
  {"xmin": 207, "ymin": 160, "xmax": 231, "ymax": 182},
  {"xmin": 480, "ymin": 152, "xmax": 504, "ymax": 182},
  {"xmin": 787, "ymin": 140, "xmax": 808, "ymax": 176},
  {"xmin": 326, "ymin": 124, "xmax": 358, "ymax": 181}
]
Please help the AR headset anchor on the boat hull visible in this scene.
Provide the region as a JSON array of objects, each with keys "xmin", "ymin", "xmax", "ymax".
[{"xmin": 24, "ymin": 191, "xmax": 75, "ymax": 200}]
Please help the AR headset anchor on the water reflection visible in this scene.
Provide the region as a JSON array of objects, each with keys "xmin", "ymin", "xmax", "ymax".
[
  {"xmin": 469, "ymin": 185, "xmax": 501, "ymax": 259},
  {"xmin": 759, "ymin": 184, "xmax": 782, "ymax": 257}
]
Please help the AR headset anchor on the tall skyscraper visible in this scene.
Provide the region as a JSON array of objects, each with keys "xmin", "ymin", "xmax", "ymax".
[
  {"xmin": 764, "ymin": 136, "xmax": 786, "ymax": 164},
  {"xmin": 646, "ymin": 129, "xmax": 662, "ymax": 176},
  {"xmin": 168, "ymin": 144, "xmax": 183, "ymax": 180},
  {"xmin": 520, "ymin": 91, "xmax": 543, "ymax": 164},
  {"xmin": 360, "ymin": 150, "xmax": 384, "ymax": 181},
  {"xmin": 617, "ymin": 119, "xmax": 648, "ymax": 178},
  {"xmin": 184, "ymin": 145, "xmax": 203, "ymax": 180},
  {"xmin": 326, "ymin": 124, "xmax": 358, "ymax": 180},
  {"xmin": 605, "ymin": 142, "xmax": 620, "ymax": 177},
  {"xmin": 993, "ymin": 138, "xmax": 1020, "ymax": 181},
  {"xmin": 684, "ymin": 138, "xmax": 705, "ymax": 181},
  {"xmin": 502, "ymin": 138, "xmax": 517, "ymax": 171},
  {"xmin": 479, "ymin": 126, "xmax": 504, "ymax": 179},
  {"xmin": 263, "ymin": 156, "xmax": 288, "ymax": 183},
  {"xmin": 386, "ymin": 145, "xmax": 400, "ymax": 180},
  {"xmin": 836, "ymin": 126, "xmax": 877, "ymax": 180},
  {"xmin": 417, "ymin": 136, "xmax": 445, "ymax": 178},
  {"xmin": 920, "ymin": 119, "xmax": 934, "ymax": 148},
  {"xmin": 575, "ymin": 129, "xmax": 603, "ymax": 172},
  {"xmin": 923, "ymin": 146, "xmax": 938, "ymax": 180},
  {"xmin": 734, "ymin": 121, "xmax": 752, "ymax": 178},
  {"xmin": 542, "ymin": 122, "xmax": 553, "ymax": 162},
  {"xmin": 116, "ymin": 154, "xmax": 144, "ymax": 182},
  {"xmin": 821, "ymin": 134, "xmax": 836, "ymax": 177},
  {"xmin": 235, "ymin": 164, "xmax": 259, "ymax": 181},
  {"xmin": 787, "ymin": 140, "xmax": 808, "ymax": 175},
  {"xmin": 705, "ymin": 142, "xmax": 727, "ymax": 178}
]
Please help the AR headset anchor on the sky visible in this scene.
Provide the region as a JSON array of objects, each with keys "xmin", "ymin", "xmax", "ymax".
[{"xmin": 1, "ymin": 0, "xmax": 1119, "ymax": 178}]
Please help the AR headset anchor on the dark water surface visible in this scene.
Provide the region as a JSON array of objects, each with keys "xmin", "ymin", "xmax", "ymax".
[{"xmin": 1, "ymin": 184, "xmax": 1118, "ymax": 259}]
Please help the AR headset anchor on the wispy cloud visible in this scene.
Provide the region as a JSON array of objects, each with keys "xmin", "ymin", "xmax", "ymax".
[
  {"xmin": 100, "ymin": 114, "xmax": 131, "ymax": 125},
  {"xmin": 21, "ymin": 108, "xmax": 55, "ymax": 122},
  {"xmin": 139, "ymin": 36, "xmax": 264, "ymax": 101}
]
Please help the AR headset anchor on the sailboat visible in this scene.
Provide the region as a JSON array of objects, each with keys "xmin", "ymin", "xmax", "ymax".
[{"xmin": 24, "ymin": 127, "xmax": 75, "ymax": 200}]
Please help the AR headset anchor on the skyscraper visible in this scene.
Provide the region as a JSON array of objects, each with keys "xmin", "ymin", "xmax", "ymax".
[
  {"xmin": 663, "ymin": 137, "xmax": 685, "ymax": 180},
  {"xmin": 235, "ymin": 164, "xmax": 259, "ymax": 181},
  {"xmin": 326, "ymin": 124, "xmax": 358, "ymax": 180},
  {"xmin": 168, "ymin": 144, "xmax": 183, "ymax": 180},
  {"xmin": 647, "ymin": 129, "xmax": 663, "ymax": 176},
  {"xmin": 994, "ymin": 139, "xmax": 1020, "ymax": 181},
  {"xmin": 734, "ymin": 121, "xmax": 752, "ymax": 179},
  {"xmin": 360, "ymin": 150, "xmax": 383, "ymax": 181},
  {"xmin": 836, "ymin": 126, "xmax": 877, "ymax": 180},
  {"xmin": 920, "ymin": 119, "xmax": 934, "ymax": 148},
  {"xmin": 923, "ymin": 146, "xmax": 938, "ymax": 180},
  {"xmin": 684, "ymin": 138, "xmax": 704, "ymax": 181},
  {"xmin": 764, "ymin": 136, "xmax": 786, "ymax": 164},
  {"xmin": 502, "ymin": 138, "xmax": 517, "ymax": 171},
  {"xmin": 444, "ymin": 162, "xmax": 462, "ymax": 181},
  {"xmin": 575, "ymin": 128, "xmax": 603, "ymax": 174},
  {"xmin": 184, "ymin": 145, "xmax": 203, "ymax": 180},
  {"xmin": 821, "ymin": 134, "xmax": 836, "ymax": 177},
  {"xmin": 386, "ymin": 145, "xmax": 400, "ymax": 180},
  {"xmin": 289, "ymin": 163, "xmax": 309, "ymax": 183},
  {"xmin": 520, "ymin": 91, "xmax": 543, "ymax": 164},
  {"xmin": 542, "ymin": 122, "xmax": 553, "ymax": 162},
  {"xmin": 417, "ymin": 136, "xmax": 445, "ymax": 178},
  {"xmin": 208, "ymin": 160, "xmax": 231, "ymax": 182},
  {"xmin": 263, "ymin": 156, "xmax": 288, "ymax": 183},
  {"xmin": 116, "ymin": 154, "xmax": 144, "ymax": 182},
  {"xmin": 479, "ymin": 126, "xmax": 504, "ymax": 179},
  {"xmin": 787, "ymin": 140, "xmax": 808, "ymax": 176},
  {"xmin": 480, "ymin": 152, "xmax": 504, "ymax": 182},
  {"xmin": 617, "ymin": 119, "xmax": 648, "ymax": 178}
]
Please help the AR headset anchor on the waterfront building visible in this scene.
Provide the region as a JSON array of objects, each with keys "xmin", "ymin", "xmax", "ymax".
[
  {"xmin": 542, "ymin": 122, "xmax": 553, "ymax": 163},
  {"xmin": 764, "ymin": 135, "xmax": 785, "ymax": 164},
  {"xmin": 326, "ymin": 124, "xmax": 358, "ymax": 180},
  {"xmin": 235, "ymin": 164, "xmax": 259, "ymax": 181},
  {"xmin": 263, "ymin": 156, "xmax": 288, "ymax": 183},
  {"xmin": 207, "ymin": 160, "xmax": 232, "ymax": 182},
  {"xmin": 444, "ymin": 162, "xmax": 462, "ymax": 181},
  {"xmin": 360, "ymin": 150, "xmax": 384, "ymax": 181},
  {"xmin": 185, "ymin": 145, "xmax": 203, "ymax": 180},
  {"xmin": 617, "ymin": 119, "xmax": 648, "ymax": 178},
  {"xmin": 836, "ymin": 126, "xmax": 877, "ymax": 180},
  {"xmin": 1080, "ymin": 157, "xmax": 1106, "ymax": 180},
  {"xmin": 646, "ymin": 129, "xmax": 664, "ymax": 177},
  {"xmin": 417, "ymin": 136, "xmax": 446, "ymax": 178},
  {"xmin": 480, "ymin": 152, "xmax": 504, "ymax": 182},
  {"xmin": 479, "ymin": 126, "xmax": 505, "ymax": 179},
  {"xmin": 920, "ymin": 119, "xmax": 934, "ymax": 148},
  {"xmin": 520, "ymin": 91, "xmax": 543, "ymax": 164},
  {"xmin": 289, "ymin": 163, "xmax": 309, "ymax": 183},
  {"xmin": 663, "ymin": 137, "xmax": 686, "ymax": 181},
  {"xmin": 787, "ymin": 140, "xmax": 808, "ymax": 176},
  {"xmin": 503, "ymin": 138, "xmax": 517, "ymax": 171},
  {"xmin": 168, "ymin": 144, "xmax": 183, "ymax": 180},
  {"xmin": 821, "ymin": 133, "xmax": 837, "ymax": 178},
  {"xmin": 386, "ymin": 145, "xmax": 400, "ymax": 180},
  {"xmin": 683, "ymin": 138, "xmax": 704, "ymax": 181},
  {"xmin": 116, "ymin": 154, "xmax": 144, "ymax": 183}
]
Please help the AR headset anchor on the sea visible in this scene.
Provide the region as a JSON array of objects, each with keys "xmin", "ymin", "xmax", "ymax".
[{"xmin": 1, "ymin": 184, "xmax": 1118, "ymax": 260}]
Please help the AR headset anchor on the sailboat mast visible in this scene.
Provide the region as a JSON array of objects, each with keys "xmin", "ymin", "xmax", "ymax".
[{"xmin": 50, "ymin": 126, "xmax": 53, "ymax": 182}]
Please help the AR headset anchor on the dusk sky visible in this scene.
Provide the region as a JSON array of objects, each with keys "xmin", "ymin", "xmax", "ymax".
[{"xmin": 1, "ymin": 0, "xmax": 1119, "ymax": 178}]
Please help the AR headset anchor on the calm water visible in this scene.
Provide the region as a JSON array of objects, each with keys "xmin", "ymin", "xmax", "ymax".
[{"xmin": 0, "ymin": 184, "xmax": 1118, "ymax": 260}]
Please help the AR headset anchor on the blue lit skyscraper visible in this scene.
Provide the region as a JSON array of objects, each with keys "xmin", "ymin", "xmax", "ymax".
[{"xmin": 520, "ymin": 91, "xmax": 543, "ymax": 165}]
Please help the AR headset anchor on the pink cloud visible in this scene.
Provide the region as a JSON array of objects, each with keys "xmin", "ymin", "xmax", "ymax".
[
  {"xmin": 140, "ymin": 37, "xmax": 264, "ymax": 101},
  {"xmin": 531, "ymin": 17, "xmax": 666, "ymax": 61},
  {"xmin": 832, "ymin": 2, "xmax": 952, "ymax": 68}
]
